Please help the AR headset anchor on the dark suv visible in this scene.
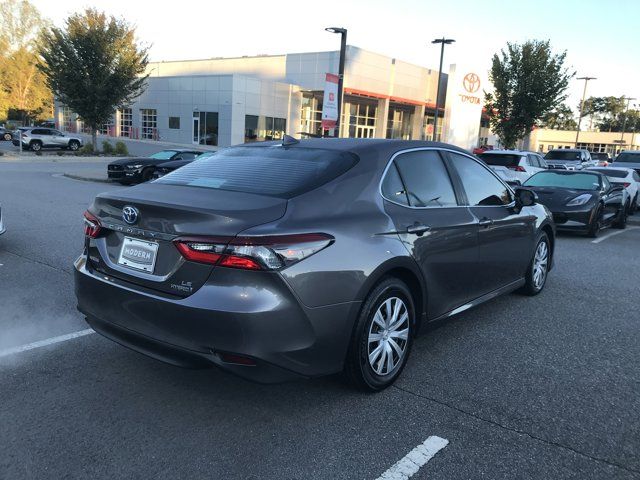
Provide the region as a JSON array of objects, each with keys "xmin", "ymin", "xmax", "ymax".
[{"xmin": 75, "ymin": 139, "xmax": 555, "ymax": 391}]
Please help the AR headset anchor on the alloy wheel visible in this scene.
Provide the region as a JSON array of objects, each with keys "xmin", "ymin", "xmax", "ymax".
[
  {"xmin": 532, "ymin": 240, "xmax": 548, "ymax": 290},
  {"xmin": 367, "ymin": 297, "xmax": 409, "ymax": 376}
]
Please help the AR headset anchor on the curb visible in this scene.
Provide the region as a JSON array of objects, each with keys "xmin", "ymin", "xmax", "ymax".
[{"xmin": 61, "ymin": 173, "xmax": 112, "ymax": 184}]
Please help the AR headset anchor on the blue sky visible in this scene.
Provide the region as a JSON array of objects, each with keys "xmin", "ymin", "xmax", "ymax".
[{"xmin": 33, "ymin": 0, "xmax": 639, "ymax": 111}]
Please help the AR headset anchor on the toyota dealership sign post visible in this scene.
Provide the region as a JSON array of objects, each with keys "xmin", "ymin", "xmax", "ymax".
[{"xmin": 321, "ymin": 73, "xmax": 339, "ymax": 136}]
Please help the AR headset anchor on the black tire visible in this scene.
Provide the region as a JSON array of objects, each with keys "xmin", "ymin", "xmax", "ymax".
[
  {"xmin": 519, "ymin": 232, "xmax": 550, "ymax": 296},
  {"xmin": 29, "ymin": 140, "xmax": 42, "ymax": 152},
  {"xmin": 141, "ymin": 168, "xmax": 155, "ymax": 182},
  {"xmin": 68, "ymin": 140, "xmax": 80, "ymax": 151},
  {"xmin": 587, "ymin": 205, "xmax": 603, "ymax": 238},
  {"xmin": 344, "ymin": 277, "xmax": 415, "ymax": 392},
  {"xmin": 613, "ymin": 203, "xmax": 628, "ymax": 229},
  {"xmin": 3, "ymin": 133, "xmax": 11, "ymax": 141}
]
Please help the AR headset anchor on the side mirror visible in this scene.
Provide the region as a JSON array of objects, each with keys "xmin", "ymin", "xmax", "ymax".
[{"xmin": 515, "ymin": 188, "xmax": 537, "ymax": 207}]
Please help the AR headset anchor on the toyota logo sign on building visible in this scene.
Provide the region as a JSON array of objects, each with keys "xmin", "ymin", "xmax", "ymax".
[{"xmin": 462, "ymin": 73, "xmax": 481, "ymax": 93}]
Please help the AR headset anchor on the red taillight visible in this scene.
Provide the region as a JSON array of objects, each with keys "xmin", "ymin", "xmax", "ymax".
[
  {"xmin": 623, "ymin": 182, "xmax": 631, "ymax": 188},
  {"xmin": 508, "ymin": 165, "xmax": 526, "ymax": 172},
  {"xmin": 174, "ymin": 233, "xmax": 333, "ymax": 270},
  {"xmin": 83, "ymin": 211, "xmax": 101, "ymax": 238},
  {"xmin": 174, "ymin": 241, "xmax": 225, "ymax": 265}
]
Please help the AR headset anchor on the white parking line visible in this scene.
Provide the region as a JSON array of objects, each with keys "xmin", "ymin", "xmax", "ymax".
[
  {"xmin": 375, "ymin": 436, "xmax": 449, "ymax": 480},
  {"xmin": 591, "ymin": 226, "xmax": 640, "ymax": 244},
  {"xmin": 0, "ymin": 329, "xmax": 95, "ymax": 358}
]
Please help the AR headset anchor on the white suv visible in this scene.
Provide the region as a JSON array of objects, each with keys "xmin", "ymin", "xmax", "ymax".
[
  {"xmin": 16, "ymin": 127, "xmax": 83, "ymax": 152},
  {"xmin": 477, "ymin": 150, "xmax": 547, "ymax": 185}
]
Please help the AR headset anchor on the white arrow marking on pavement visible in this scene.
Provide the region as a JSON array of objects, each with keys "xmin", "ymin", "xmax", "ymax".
[
  {"xmin": 0, "ymin": 329, "xmax": 95, "ymax": 358},
  {"xmin": 375, "ymin": 436, "xmax": 449, "ymax": 480}
]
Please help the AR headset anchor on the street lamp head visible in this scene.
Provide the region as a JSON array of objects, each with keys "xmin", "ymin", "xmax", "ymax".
[
  {"xmin": 325, "ymin": 27, "xmax": 347, "ymax": 34},
  {"xmin": 432, "ymin": 38, "xmax": 455, "ymax": 44},
  {"xmin": 576, "ymin": 76, "xmax": 597, "ymax": 81}
]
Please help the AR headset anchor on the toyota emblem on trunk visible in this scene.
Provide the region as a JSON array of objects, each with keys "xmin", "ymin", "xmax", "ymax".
[{"xmin": 122, "ymin": 206, "xmax": 139, "ymax": 225}]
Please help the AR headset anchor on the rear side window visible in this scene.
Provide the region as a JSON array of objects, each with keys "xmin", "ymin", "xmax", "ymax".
[
  {"xmin": 478, "ymin": 153, "xmax": 522, "ymax": 167},
  {"xmin": 156, "ymin": 146, "xmax": 359, "ymax": 198},
  {"xmin": 381, "ymin": 163, "xmax": 409, "ymax": 206},
  {"xmin": 391, "ymin": 150, "xmax": 458, "ymax": 207}
]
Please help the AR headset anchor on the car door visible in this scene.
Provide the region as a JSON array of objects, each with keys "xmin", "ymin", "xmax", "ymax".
[
  {"xmin": 445, "ymin": 151, "xmax": 534, "ymax": 294},
  {"xmin": 600, "ymin": 176, "xmax": 622, "ymax": 223},
  {"xmin": 381, "ymin": 148, "xmax": 481, "ymax": 319},
  {"xmin": 50, "ymin": 130, "xmax": 66, "ymax": 147}
]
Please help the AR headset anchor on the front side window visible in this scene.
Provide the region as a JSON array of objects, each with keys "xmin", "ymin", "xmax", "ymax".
[
  {"xmin": 449, "ymin": 153, "xmax": 512, "ymax": 206},
  {"xmin": 391, "ymin": 150, "xmax": 458, "ymax": 208}
]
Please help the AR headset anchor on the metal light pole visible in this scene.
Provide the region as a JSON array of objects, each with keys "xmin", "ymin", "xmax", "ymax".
[
  {"xmin": 325, "ymin": 27, "xmax": 347, "ymax": 137},
  {"xmin": 619, "ymin": 96, "xmax": 636, "ymax": 146},
  {"xmin": 575, "ymin": 76, "xmax": 596, "ymax": 147},
  {"xmin": 431, "ymin": 38, "xmax": 455, "ymax": 142}
]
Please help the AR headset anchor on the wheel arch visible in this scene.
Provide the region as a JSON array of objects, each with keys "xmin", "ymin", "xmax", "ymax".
[{"xmin": 356, "ymin": 257, "xmax": 427, "ymax": 335}]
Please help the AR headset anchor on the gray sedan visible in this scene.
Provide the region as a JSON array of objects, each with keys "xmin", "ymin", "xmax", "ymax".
[{"xmin": 75, "ymin": 138, "xmax": 555, "ymax": 391}]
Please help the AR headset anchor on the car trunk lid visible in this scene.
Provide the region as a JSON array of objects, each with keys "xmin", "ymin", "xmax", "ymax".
[{"xmin": 86, "ymin": 184, "xmax": 287, "ymax": 296}]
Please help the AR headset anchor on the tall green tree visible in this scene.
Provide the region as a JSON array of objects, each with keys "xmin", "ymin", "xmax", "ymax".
[
  {"xmin": 484, "ymin": 40, "xmax": 574, "ymax": 148},
  {"xmin": 0, "ymin": 0, "xmax": 52, "ymax": 123},
  {"xmin": 539, "ymin": 104, "xmax": 577, "ymax": 130},
  {"xmin": 580, "ymin": 96, "xmax": 628, "ymax": 132},
  {"xmin": 38, "ymin": 9, "xmax": 149, "ymax": 149}
]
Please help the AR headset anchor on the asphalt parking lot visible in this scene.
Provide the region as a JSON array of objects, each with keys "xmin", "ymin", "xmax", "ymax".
[{"xmin": 1, "ymin": 158, "xmax": 640, "ymax": 479}]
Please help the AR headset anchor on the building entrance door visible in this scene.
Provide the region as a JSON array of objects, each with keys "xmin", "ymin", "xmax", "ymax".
[
  {"xmin": 356, "ymin": 126, "xmax": 375, "ymax": 138},
  {"xmin": 192, "ymin": 115, "xmax": 200, "ymax": 144}
]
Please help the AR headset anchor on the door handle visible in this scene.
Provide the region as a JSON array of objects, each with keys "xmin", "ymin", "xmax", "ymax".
[
  {"xmin": 478, "ymin": 218, "xmax": 494, "ymax": 227},
  {"xmin": 406, "ymin": 224, "xmax": 431, "ymax": 236}
]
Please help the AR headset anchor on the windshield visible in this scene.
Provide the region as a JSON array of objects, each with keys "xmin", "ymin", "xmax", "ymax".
[
  {"xmin": 544, "ymin": 151, "xmax": 582, "ymax": 161},
  {"xmin": 149, "ymin": 150, "xmax": 178, "ymax": 160},
  {"xmin": 478, "ymin": 153, "xmax": 522, "ymax": 167},
  {"xmin": 524, "ymin": 172, "xmax": 601, "ymax": 190},
  {"xmin": 614, "ymin": 153, "xmax": 640, "ymax": 163},
  {"xmin": 156, "ymin": 146, "xmax": 359, "ymax": 198},
  {"xmin": 589, "ymin": 168, "xmax": 627, "ymax": 178}
]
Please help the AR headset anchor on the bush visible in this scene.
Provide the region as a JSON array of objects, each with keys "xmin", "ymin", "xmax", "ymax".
[
  {"xmin": 79, "ymin": 144, "xmax": 94, "ymax": 155},
  {"xmin": 102, "ymin": 140, "xmax": 114, "ymax": 154},
  {"xmin": 114, "ymin": 141, "xmax": 128, "ymax": 156},
  {"xmin": 35, "ymin": 150, "xmax": 42, "ymax": 156},
  {"xmin": 56, "ymin": 151, "xmax": 64, "ymax": 156}
]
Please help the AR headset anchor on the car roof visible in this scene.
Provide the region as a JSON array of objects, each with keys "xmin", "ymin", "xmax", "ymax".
[
  {"xmin": 547, "ymin": 148, "xmax": 585, "ymax": 152},
  {"xmin": 477, "ymin": 149, "xmax": 526, "ymax": 155},
  {"xmin": 232, "ymin": 138, "xmax": 472, "ymax": 158},
  {"xmin": 589, "ymin": 166, "xmax": 633, "ymax": 173}
]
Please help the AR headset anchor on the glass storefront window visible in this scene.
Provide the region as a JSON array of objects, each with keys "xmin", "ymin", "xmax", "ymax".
[
  {"xmin": 119, "ymin": 108, "xmax": 132, "ymax": 137},
  {"xmin": 245, "ymin": 115, "xmax": 287, "ymax": 142},
  {"xmin": 387, "ymin": 105, "xmax": 413, "ymax": 140},
  {"xmin": 140, "ymin": 109, "xmax": 157, "ymax": 140}
]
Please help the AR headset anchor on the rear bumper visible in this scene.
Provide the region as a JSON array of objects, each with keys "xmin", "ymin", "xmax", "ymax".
[{"xmin": 74, "ymin": 256, "xmax": 359, "ymax": 383}]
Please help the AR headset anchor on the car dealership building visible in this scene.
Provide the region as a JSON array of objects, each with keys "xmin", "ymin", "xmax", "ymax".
[{"xmin": 54, "ymin": 46, "xmax": 488, "ymax": 150}]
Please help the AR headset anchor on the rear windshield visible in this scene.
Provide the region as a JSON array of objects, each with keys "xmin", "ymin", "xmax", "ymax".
[
  {"xmin": 478, "ymin": 153, "xmax": 522, "ymax": 167},
  {"xmin": 589, "ymin": 168, "xmax": 627, "ymax": 178},
  {"xmin": 544, "ymin": 151, "xmax": 582, "ymax": 161},
  {"xmin": 524, "ymin": 172, "xmax": 601, "ymax": 190},
  {"xmin": 592, "ymin": 153, "xmax": 609, "ymax": 160},
  {"xmin": 155, "ymin": 146, "xmax": 359, "ymax": 198},
  {"xmin": 615, "ymin": 153, "xmax": 640, "ymax": 163}
]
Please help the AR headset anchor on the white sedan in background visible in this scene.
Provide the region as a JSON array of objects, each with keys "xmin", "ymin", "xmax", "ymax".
[
  {"xmin": 477, "ymin": 150, "xmax": 547, "ymax": 185},
  {"xmin": 588, "ymin": 167, "xmax": 640, "ymax": 214}
]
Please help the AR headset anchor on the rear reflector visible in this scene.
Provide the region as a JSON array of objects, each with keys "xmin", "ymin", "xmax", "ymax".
[
  {"xmin": 217, "ymin": 352, "xmax": 257, "ymax": 366},
  {"xmin": 83, "ymin": 211, "xmax": 101, "ymax": 238},
  {"xmin": 623, "ymin": 182, "xmax": 631, "ymax": 188},
  {"xmin": 174, "ymin": 233, "xmax": 333, "ymax": 270},
  {"xmin": 508, "ymin": 165, "xmax": 526, "ymax": 172}
]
